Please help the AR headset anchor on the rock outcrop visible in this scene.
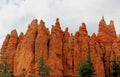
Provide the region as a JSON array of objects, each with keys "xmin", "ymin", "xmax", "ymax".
[
  {"xmin": 48, "ymin": 18, "xmax": 64, "ymax": 77},
  {"xmin": 14, "ymin": 19, "xmax": 37, "ymax": 76},
  {"xmin": 97, "ymin": 17, "xmax": 117, "ymax": 77},
  {"xmin": 35, "ymin": 20, "xmax": 49, "ymax": 61},
  {"xmin": 0, "ymin": 17, "xmax": 119, "ymax": 77},
  {"xmin": 1, "ymin": 34, "xmax": 10, "ymax": 54},
  {"xmin": 2, "ymin": 29, "xmax": 18, "ymax": 71}
]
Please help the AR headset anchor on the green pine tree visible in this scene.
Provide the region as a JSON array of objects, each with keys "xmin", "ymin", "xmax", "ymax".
[
  {"xmin": 110, "ymin": 55, "xmax": 120, "ymax": 77},
  {"xmin": 36, "ymin": 57, "xmax": 50, "ymax": 77},
  {"xmin": 0, "ymin": 58, "xmax": 13, "ymax": 77},
  {"xmin": 77, "ymin": 47, "xmax": 96, "ymax": 77}
]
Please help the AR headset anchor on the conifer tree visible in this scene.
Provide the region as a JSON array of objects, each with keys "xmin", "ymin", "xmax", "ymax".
[
  {"xmin": 77, "ymin": 47, "xmax": 96, "ymax": 77},
  {"xmin": 36, "ymin": 57, "xmax": 50, "ymax": 77},
  {"xmin": 0, "ymin": 58, "xmax": 13, "ymax": 77},
  {"xmin": 110, "ymin": 54, "xmax": 120, "ymax": 77}
]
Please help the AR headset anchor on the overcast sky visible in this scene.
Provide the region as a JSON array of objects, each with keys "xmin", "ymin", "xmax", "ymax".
[{"xmin": 0, "ymin": 0, "xmax": 120, "ymax": 47}]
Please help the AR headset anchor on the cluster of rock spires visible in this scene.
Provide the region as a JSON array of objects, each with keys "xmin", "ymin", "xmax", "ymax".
[{"xmin": 1, "ymin": 17, "xmax": 120, "ymax": 77}]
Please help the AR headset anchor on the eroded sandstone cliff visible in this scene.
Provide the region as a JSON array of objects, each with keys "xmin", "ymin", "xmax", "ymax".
[{"xmin": 1, "ymin": 17, "xmax": 119, "ymax": 77}]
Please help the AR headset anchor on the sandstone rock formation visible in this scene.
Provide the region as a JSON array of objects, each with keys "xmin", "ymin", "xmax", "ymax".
[
  {"xmin": 97, "ymin": 17, "xmax": 117, "ymax": 77},
  {"xmin": 0, "ymin": 17, "xmax": 119, "ymax": 77},
  {"xmin": 14, "ymin": 19, "xmax": 37, "ymax": 77},
  {"xmin": 1, "ymin": 29, "xmax": 18, "ymax": 71},
  {"xmin": 48, "ymin": 18, "xmax": 64, "ymax": 77},
  {"xmin": 35, "ymin": 20, "xmax": 49, "ymax": 61},
  {"xmin": 90, "ymin": 33, "xmax": 105, "ymax": 77},
  {"xmin": 1, "ymin": 34, "xmax": 10, "ymax": 54}
]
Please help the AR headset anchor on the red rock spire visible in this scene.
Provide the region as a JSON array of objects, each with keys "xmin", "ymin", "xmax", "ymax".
[
  {"xmin": 55, "ymin": 18, "xmax": 61, "ymax": 30},
  {"xmin": 6, "ymin": 29, "xmax": 18, "ymax": 51},
  {"xmin": 79, "ymin": 22, "xmax": 88, "ymax": 36},
  {"xmin": 14, "ymin": 19, "xmax": 38, "ymax": 76},
  {"xmin": 98, "ymin": 17, "xmax": 117, "ymax": 43},
  {"xmin": 99, "ymin": 16, "xmax": 106, "ymax": 27},
  {"xmin": 31, "ymin": 19, "xmax": 38, "ymax": 26},
  {"xmin": 109, "ymin": 20, "xmax": 114, "ymax": 26},
  {"xmin": 55, "ymin": 18, "xmax": 60, "ymax": 26},
  {"xmin": 1, "ymin": 34, "xmax": 10, "ymax": 54},
  {"xmin": 91, "ymin": 33, "xmax": 97, "ymax": 41},
  {"xmin": 39, "ymin": 20, "xmax": 45, "ymax": 29}
]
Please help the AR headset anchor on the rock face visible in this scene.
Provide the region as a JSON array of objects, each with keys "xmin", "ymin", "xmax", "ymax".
[
  {"xmin": 1, "ymin": 30, "xmax": 18, "ymax": 71},
  {"xmin": 35, "ymin": 20, "xmax": 49, "ymax": 75},
  {"xmin": 1, "ymin": 34, "xmax": 10, "ymax": 54},
  {"xmin": 14, "ymin": 19, "xmax": 37, "ymax": 76},
  {"xmin": 0, "ymin": 17, "xmax": 119, "ymax": 77},
  {"xmin": 98, "ymin": 17, "xmax": 116, "ymax": 43},
  {"xmin": 90, "ymin": 33, "xmax": 105, "ymax": 77},
  {"xmin": 97, "ymin": 17, "xmax": 117, "ymax": 77},
  {"xmin": 35, "ymin": 20, "xmax": 49, "ymax": 61},
  {"xmin": 48, "ymin": 18, "xmax": 64, "ymax": 77}
]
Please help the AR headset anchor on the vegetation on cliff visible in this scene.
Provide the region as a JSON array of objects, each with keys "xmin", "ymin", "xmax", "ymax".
[
  {"xmin": 110, "ymin": 54, "xmax": 120, "ymax": 77},
  {"xmin": 0, "ymin": 57, "xmax": 13, "ymax": 77},
  {"xmin": 36, "ymin": 57, "xmax": 50, "ymax": 77},
  {"xmin": 77, "ymin": 47, "xmax": 96, "ymax": 77}
]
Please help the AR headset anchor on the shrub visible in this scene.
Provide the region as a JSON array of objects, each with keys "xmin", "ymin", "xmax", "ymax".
[
  {"xmin": 36, "ymin": 57, "xmax": 50, "ymax": 77},
  {"xmin": 110, "ymin": 55, "xmax": 120, "ymax": 77},
  {"xmin": 0, "ymin": 58, "xmax": 13, "ymax": 77},
  {"xmin": 77, "ymin": 47, "xmax": 96, "ymax": 77}
]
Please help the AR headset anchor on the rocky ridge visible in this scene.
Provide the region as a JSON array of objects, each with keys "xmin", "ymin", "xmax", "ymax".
[{"xmin": 1, "ymin": 17, "xmax": 119, "ymax": 77}]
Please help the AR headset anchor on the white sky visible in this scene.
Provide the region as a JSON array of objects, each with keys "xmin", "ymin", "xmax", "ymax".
[{"xmin": 0, "ymin": 0, "xmax": 120, "ymax": 47}]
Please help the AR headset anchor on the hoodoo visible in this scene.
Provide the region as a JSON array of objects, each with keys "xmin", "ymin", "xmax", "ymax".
[{"xmin": 0, "ymin": 17, "xmax": 119, "ymax": 77}]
